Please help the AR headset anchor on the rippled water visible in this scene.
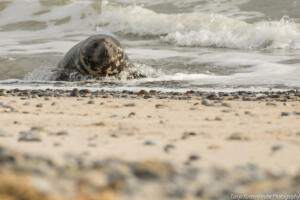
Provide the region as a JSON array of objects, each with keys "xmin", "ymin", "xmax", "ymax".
[{"xmin": 0, "ymin": 0, "xmax": 299, "ymax": 92}]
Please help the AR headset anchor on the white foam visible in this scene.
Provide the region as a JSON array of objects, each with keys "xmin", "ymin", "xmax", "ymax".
[{"xmin": 0, "ymin": 0, "xmax": 299, "ymax": 55}]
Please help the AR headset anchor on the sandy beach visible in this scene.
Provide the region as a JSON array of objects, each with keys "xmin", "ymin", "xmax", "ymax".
[{"xmin": 0, "ymin": 89, "xmax": 299, "ymax": 199}]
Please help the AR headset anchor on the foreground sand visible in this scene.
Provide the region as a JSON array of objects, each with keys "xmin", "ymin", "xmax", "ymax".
[{"xmin": 0, "ymin": 89, "xmax": 299, "ymax": 199}]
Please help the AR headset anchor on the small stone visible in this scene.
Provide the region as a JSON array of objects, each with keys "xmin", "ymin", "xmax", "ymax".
[
  {"xmin": 215, "ymin": 116, "xmax": 222, "ymax": 121},
  {"xmin": 138, "ymin": 90, "xmax": 149, "ymax": 96},
  {"xmin": 182, "ymin": 132, "xmax": 196, "ymax": 140},
  {"xmin": 293, "ymin": 111, "xmax": 300, "ymax": 116},
  {"xmin": 128, "ymin": 112, "xmax": 136, "ymax": 117},
  {"xmin": 144, "ymin": 140, "xmax": 156, "ymax": 146},
  {"xmin": 266, "ymin": 102, "xmax": 277, "ymax": 106},
  {"xmin": 221, "ymin": 109, "xmax": 231, "ymax": 113},
  {"xmin": 228, "ymin": 133, "xmax": 250, "ymax": 141},
  {"xmin": 164, "ymin": 144, "xmax": 175, "ymax": 153},
  {"xmin": 281, "ymin": 112, "xmax": 290, "ymax": 116},
  {"xmin": 51, "ymin": 102, "xmax": 58, "ymax": 106},
  {"xmin": 87, "ymin": 100, "xmax": 95, "ymax": 104},
  {"xmin": 13, "ymin": 121, "xmax": 21, "ymax": 125},
  {"xmin": 111, "ymin": 133, "xmax": 119, "ymax": 138},
  {"xmin": 36, "ymin": 103, "xmax": 43, "ymax": 108},
  {"xmin": 244, "ymin": 111, "xmax": 251, "ymax": 115},
  {"xmin": 56, "ymin": 131, "xmax": 68, "ymax": 136},
  {"xmin": 31, "ymin": 126, "xmax": 44, "ymax": 132},
  {"xmin": 272, "ymin": 145, "xmax": 283, "ymax": 152},
  {"xmin": 124, "ymin": 103, "xmax": 136, "ymax": 107},
  {"xmin": 70, "ymin": 88, "xmax": 80, "ymax": 97},
  {"xmin": 155, "ymin": 104, "xmax": 168, "ymax": 109},
  {"xmin": 18, "ymin": 130, "xmax": 41, "ymax": 142},
  {"xmin": 189, "ymin": 154, "xmax": 200, "ymax": 161},
  {"xmin": 221, "ymin": 102, "xmax": 231, "ymax": 107},
  {"xmin": 53, "ymin": 142, "xmax": 61, "ymax": 147}
]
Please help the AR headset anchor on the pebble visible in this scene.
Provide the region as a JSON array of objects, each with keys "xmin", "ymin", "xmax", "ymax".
[
  {"xmin": 70, "ymin": 88, "xmax": 80, "ymax": 97},
  {"xmin": 144, "ymin": 140, "xmax": 156, "ymax": 146},
  {"xmin": 23, "ymin": 102, "xmax": 30, "ymax": 106},
  {"xmin": 221, "ymin": 102, "xmax": 231, "ymax": 107},
  {"xmin": 111, "ymin": 133, "xmax": 119, "ymax": 138},
  {"xmin": 155, "ymin": 104, "xmax": 168, "ymax": 109},
  {"xmin": 293, "ymin": 111, "xmax": 300, "ymax": 116},
  {"xmin": 31, "ymin": 126, "xmax": 44, "ymax": 132},
  {"xmin": 128, "ymin": 112, "xmax": 136, "ymax": 117},
  {"xmin": 189, "ymin": 154, "xmax": 200, "ymax": 161},
  {"xmin": 18, "ymin": 130, "xmax": 41, "ymax": 142},
  {"xmin": 228, "ymin": 133, "xmax": 250, "ymax": 141},
  {"xmin": 244, "ymin": 111, "xmax": 252, "ymax": 115},
  {"xmin": 271, "ymin": 145, "xmax": 283, "ymax": 153},
  {"xmin": 51, "ymin": 102, "xmax": 58, "ymax": 106},
  {"xmin": 138, "ymin": 90, "xmax": 149, "ymax": 96},
  {"xmin": 56, "ymin": 131, "xmax": 68, "ymax": 136},
  {"xmin": 36, "ymin": 103, "xmax": 43, "ymax": 108},
  {"xmin": 221, "ymin": 109, "xmax": 232, "ymax": 113},
  {"xmin": 87, "ymin": 100, "xmax": 95, "ymax": 104},
  {"xmin": 182, "ymin": 132, "xmax": 196, "ymax": 140},
  {"xmin": 281, "ymin": 112, "xmax": 290, "ymax": 116},
  {"xmin": 164, "ymin": 144, "xmax": 175, "ymax": 153},
  {"xmin": 266, "ymin": 102, "xmax": 277, "ymax": 106},
  {"xmin": 124, "ymin": 103, "xmax": 136, "ymax": 107},
  {"xmin": 215, "ymin": 116, "xmax": 222, "ymax": 121},
  {"xmin": 201, "ymin": 100, "xmax": 213, "ymax": 106}
]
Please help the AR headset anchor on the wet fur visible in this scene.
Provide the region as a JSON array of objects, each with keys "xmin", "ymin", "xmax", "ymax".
[{"xmin": 56, "ymin": 34, "xmax": 134, "ymax": 81}]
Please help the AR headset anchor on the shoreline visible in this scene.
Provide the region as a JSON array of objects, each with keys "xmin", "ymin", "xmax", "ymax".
[{"xmin": 0, "ymin": 88, "xmax": 299, "ymax": 199}]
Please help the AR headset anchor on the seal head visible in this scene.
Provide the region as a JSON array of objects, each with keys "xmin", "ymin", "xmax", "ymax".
[
  {"xmin": 56, "ymin": 34, "xmax": 135, "ymax": 81},
  {"xmin": 78, "ymin": 38, "xmax": 132, "ymax": 76}
]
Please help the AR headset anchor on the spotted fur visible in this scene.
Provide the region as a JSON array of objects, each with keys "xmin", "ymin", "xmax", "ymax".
[{"xmin": 56, "ymin": 34, "xmax": 133, "ymax": 81}]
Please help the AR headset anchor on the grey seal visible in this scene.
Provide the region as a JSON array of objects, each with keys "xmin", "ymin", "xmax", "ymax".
[{"xmin": 55, "ymin": 34, "xmax": 138, "ymax": 81}]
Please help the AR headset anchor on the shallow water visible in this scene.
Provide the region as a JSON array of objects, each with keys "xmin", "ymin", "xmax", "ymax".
[{"xmin": 0, "ymin": 0, "xmax": 299, "ymax": 92}]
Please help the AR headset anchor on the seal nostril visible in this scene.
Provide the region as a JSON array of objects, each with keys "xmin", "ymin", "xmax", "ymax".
[{"xmin": 93, "ymin": 43, "xmax": 98, "ymax": 48}]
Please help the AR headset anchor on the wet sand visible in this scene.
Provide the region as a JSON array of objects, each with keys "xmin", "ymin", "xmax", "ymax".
[{"xmin": 0, "ymin": 89, "xmax": 299, "ymax": 199}]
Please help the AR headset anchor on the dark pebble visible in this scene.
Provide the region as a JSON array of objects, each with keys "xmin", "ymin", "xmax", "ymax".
[
  {"xmin": 221, "ymin": 102, "xmax": 231, "ymax": 107},
  {"xmin": 182, "ymin": 132, "xmax": 196, "ymax": 140},
  {"xmin": 87, "ymin": 100, "xmax": 95, "ymax": 104},
  {"xmin": 164, "ymin": 144, "xmax": 175, "ymax": 153},
  {"xmin": 144, "ymin": 140, "xmax": 156, "ymax": 146},
  {"xmin": 56, "ymin": 131, "xmax": 68, "ymax": 136},
  {"xmin": 111, "ymin": 133, "xmax": 119, "ymax": 138},
  {"xmin": 51, "ymin": 102, "xmax": 58, "ymax": 106},
  {"xmin": 155, "ymin": 104, "xmax": 167, "ymax": 109},
  {"xmin": 36, "ymin": 103, "xmax": 43, "ymax": 108},
  {"xmin": 293, "ymin": 111, "xmax": 300, "ymax": 116},
  {"xmin": 228, "ymin": 133, "xmax": 249, "ymax": 141},
  {"xmin": 281, "ymin": 112, "xmax": 290, "ymax": 116},
  {"xmin": 272, "ymin": 145, "xmax": 283, "ymax": 152},
  {"xmin": 124, "ymin": 103, "xmax": 136, "ymax": 107},
  {"xmin": 189, "ymin": 154, "xmax": 200, "ymax": 161},
  {"xmin": 128, "ymin": 112, "xmax": 136, "ymax": 117}
]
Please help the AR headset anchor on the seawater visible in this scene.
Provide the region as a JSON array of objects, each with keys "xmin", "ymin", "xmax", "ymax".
[{"xmin": 0, "ymin": 0, "xmax": 300, "ymax": 92}]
